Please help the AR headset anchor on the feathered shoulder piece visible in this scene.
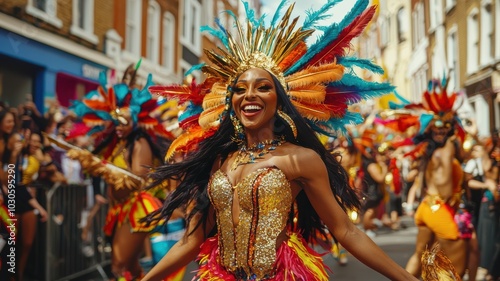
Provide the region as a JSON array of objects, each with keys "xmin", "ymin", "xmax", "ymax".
[
  {"xmin": 192, "ymin": 0, "xmax": 394, "ymax": 136},
  {"xmin": 149, "ymin": 78, "xmax": 218, "ymax": 161},
  {"xmin": 421, "ymin": 243, "xmax": 461, "ymax": 281}
]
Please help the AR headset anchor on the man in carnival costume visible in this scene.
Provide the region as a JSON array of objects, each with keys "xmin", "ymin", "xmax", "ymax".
[
  {"xmin": 143, "ymin": 0, "xmax": 420, "ymax": 280},
  {"xmin": 68, "ymin": 69, "xmax": 175, "ymax": 280},
  {"xmin": 404, "ymin": 79, "xmax": 468, "ymax": 280}
]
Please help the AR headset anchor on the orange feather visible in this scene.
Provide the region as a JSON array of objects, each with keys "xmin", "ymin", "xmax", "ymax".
[
  {"xmin": 291, "ymin": 100, "xmax": 330, "ymax": 121},
  {"xmin": 82, "ymin": 100, "xmax": 110, "ymax": 112},
  {"xmin": 278, "ymin": 41, "xmax": 308, "ymax": 72},
  {"xmin": 288, "ymin": 85, "xmax": 326, "ymax": 103},
  {"xmin": 198, "ymin": 104, "xmax": 225, "ymax": 128},
  {"xmin": 286, "ymin": 63, "xmax": 344, "ymax": 88}
]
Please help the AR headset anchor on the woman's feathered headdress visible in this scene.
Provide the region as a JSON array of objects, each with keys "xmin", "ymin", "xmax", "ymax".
[
  {"xmin": 405, "ymin": 78, "xmax": 464, "ymax": 138},
  {"xmin": 151, "ymin": 0, "xmax": 394, "ymax": 158},
  {"xmin": 71, "ymin": 72, "xmax": 174, "ymax": 158}
]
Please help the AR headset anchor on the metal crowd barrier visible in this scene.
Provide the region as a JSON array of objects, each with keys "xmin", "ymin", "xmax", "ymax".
[{"xmin": 32, "ymin": 182, "xmax": 111, "ymax": 281}]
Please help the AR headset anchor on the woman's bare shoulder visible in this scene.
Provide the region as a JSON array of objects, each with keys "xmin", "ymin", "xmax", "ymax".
[
  {"xmin": 277, "ymin": 143, "xmax": 324, "ymax": 179},
  {"xmin": 280, "ymin": 143, "xmax": 320, "ymax": 160}
]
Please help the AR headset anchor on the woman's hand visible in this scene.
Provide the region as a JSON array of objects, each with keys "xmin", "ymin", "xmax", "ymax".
[
  {"xmin": 95, "ymin": 194, "xmax": 109, "ymax": 204},
  {"xmin": 36, "ymin": 207, "xmax": 48, "ymax": 222}
]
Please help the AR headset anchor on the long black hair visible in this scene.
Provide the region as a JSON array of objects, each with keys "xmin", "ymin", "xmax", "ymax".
[
  {"xmin": 145, "ymin": 73, "xmax": 360, "ymax": 242},
  {"xmin": 0, "ymin": 108, "xmax": 17, "ymax": 164},
  {"xmin": 93, "ymin": 128, "xmax": 167, "ymax": 165}
]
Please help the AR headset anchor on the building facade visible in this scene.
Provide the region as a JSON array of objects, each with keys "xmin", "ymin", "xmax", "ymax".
[
  {"xmin": 0, "ymin": 0, "xmax": 114, "ymax": 109},
  {"xmin": 358, "ymin": 0, "xmax": 500, "ymax": 135}
]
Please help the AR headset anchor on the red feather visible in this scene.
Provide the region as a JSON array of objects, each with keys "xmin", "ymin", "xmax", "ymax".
[
  {"xmin": 149, "ymin": 77, "xmax": 217, "ymax": 106},
  {"xmin": 423, "ymin": 91, "xmax": 439, "ymax": 113},
  {"xmin": 437, "ymin": 89, "xmax": 450, "ymax": 108},
  {"xmin": 429, "ymin": 91, "xmax": 441, "ymax": 112},
  {"xmin": 122, "ymin": 94, "xmax": 132, "ymax": 107},
  {"xmin": 279, "ymin": 41, "xmax": 308, "ymax": 72},
  {"xmin": 390, "ymin": 158, "xmax": 402, "ymax": 195},
  {"xmin": 308, "ymin": 6, "xmax": 376, "ymax": 67},
  {"xmin": 447, "ymin": 93, "xmax": 457, "ymax": 111},
  {"xmin": 108, "ymin": 87, "xmax": 116, "ymax": 109},
  {"xmin": 141, "ymin": 99, "xmax": 157, "ymax": 112},
  {"xmin": 83, "ymin": 100, "xmax": 110, "ymax": 112},
  {"xmin": 324, "ymin": 104, "xmax": 347, "ymax": 118}
]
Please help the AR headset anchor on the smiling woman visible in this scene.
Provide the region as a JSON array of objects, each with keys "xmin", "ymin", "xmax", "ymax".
[{"xmin": 143, "ymin": 0, "xmax": 418, "ymax": 280}]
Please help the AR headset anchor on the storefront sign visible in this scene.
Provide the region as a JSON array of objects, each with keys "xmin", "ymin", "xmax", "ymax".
[{"xmin": 82, "ymin": 64, "xmax": 104, "ymax": 80}]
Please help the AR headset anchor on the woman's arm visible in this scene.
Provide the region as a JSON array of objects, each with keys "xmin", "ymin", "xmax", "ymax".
[
  {"xmin": 367, "ymin": 161, "xmax": 387, "ymax": 184},
  {"xmin": 130, "ymin": 138, "xmax": 153, "ymax": 177},
  {"xmin": 28, "ymin": 198, "xmax": 48, "ymax": 222},
  {"xmin": 142, "ymin": 208, "xmax": 215, "ymax": 281},
  {"xmin": 297, "ymin": 150, "xmax": 417, "ymax": 281}
]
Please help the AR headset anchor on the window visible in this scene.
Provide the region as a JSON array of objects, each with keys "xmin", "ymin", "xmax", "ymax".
[
  {"xmin": 162, "ymin": 12, "xmax": 175, "ymax": 72},
  {"xmin": 480, "ymin": 1, "xmax": 493, "ymax": 66},
  {"xmin": 70, "ymin": 0, "xmax": 98, "ymax": 44},
  {"xmin": 447, "ymin": 27, "xmax": 459, "ymax": 91},
  {"xmin": 494, "ymin": 93, "xmax": 500, "ymax": 131},
  {"xmin": 397, "ymin": 7, "xmax": 408, "ymax": 42},
  {"xmin": 26, "ymin": 0, "xmax": 62, "ymax": 28},
  {"xmin": 126, "ymin": 0, "xmax": 142, "ymax": 56},
  {"xmin": 467, "ymin": 9, "xmax": 479, "ymax": 73},
  {"xmin": 380, "ymin": 16, "xmax": 389, "ymax": 47},
  {"xmin": 147, "ymin": 1, "xmax": 160, "ymax": 63},
  {"xmin": 413, "ymin": 3, "xmax": 425, "ymax": 46},
  {"xmin": 468, "ymin": 95, "xmax": 490, "ymax": 137},
  {"xmin": 181, "ymin": 0, "xmax": 201, "ymax": 56},
  {"xmin": 412, "ymin": 68, "xmax": 427, "ymax": 102},
  {"xmin": 445, "ymin": 0, "xmax": 456, "ymax": 12},
  {"xmin": 496, "ymin": 0, "xmax": 500, "ymax": 59},
  {"xmin": 429, "ymin": 0, "xmax": 443, "ymax": 30},
  {"xmin": 203, "ymin": 0, "xmax": 214, "ymax": 27}
]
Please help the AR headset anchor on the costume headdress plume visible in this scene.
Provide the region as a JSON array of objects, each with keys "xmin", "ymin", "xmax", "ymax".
[
  {"xmin": 405, "ymin": 78, "xmax": 464, "ymax": 138},
  {"xmin": 150, "ymin": 0, "xmax": 394, "ymax": 158},
  {"xmin": 71, "ymin": 71, "xmax": 174, "ymax": 158}
]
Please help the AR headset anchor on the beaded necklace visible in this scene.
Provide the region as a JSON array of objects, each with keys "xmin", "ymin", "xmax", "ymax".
[{"xmin": 230, "ymin": 136, "xmax": 286, "ymax": 171}]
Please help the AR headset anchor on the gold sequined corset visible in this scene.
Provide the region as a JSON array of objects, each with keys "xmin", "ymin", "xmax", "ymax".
[{"xmin": 208, "ymin": 167, "xmax": 293, "ymax": 279}]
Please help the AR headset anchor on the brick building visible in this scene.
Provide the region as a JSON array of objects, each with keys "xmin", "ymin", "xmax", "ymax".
[{"xmin": 0, "ymin": 0, "xmax": 251, "ymax": 115}]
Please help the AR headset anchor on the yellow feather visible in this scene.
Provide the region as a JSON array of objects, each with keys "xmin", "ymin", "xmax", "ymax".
[
  {"xmin": 288, "ymin": 85, "xmax": 326, "ymax": 103},
  {"xmin": 198, "ymin": 104, "xmax": 225, "ymax": 128},
  {"xmin": 286, "ymin": 63, "xmax": 344, "ymax": 88},
  {"xmin": 202, "ymin": 93, "xmax": 226, "ymax": 110},
  {"xmin": 202, "ymin": 82, "xmax": 228, "ymax": 109},
  {"xmin": 291, "ymin": 100, "xmax": 330, "ymax": 121}
]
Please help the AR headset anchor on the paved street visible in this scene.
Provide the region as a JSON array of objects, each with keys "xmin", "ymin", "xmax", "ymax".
[{"xmin": 182, "ymin": 216, "xmax": 417, "ymax": 281}]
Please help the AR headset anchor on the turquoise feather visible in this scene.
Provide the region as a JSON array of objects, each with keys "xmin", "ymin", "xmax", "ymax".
[
  {"xmin": 270, "ymin": 0, "xmax": 289, "ymax": 27},
  {"xmin": 338, "ymin": 57, "xmax": 384, "ymax": 74},
  {"xmin": 185, "ymin": 63, "xmax": 205, "ymax": 77},
  {"xmin": 332, "ymin": 73, "xmax": 395, "ymax": 102},
  {"xmin": 302, "ymin": 0, "xmax": 341, "ymax": 30},
  {"xmin": 287, "ymin": 0, "xmax": 368, "ymax": 74}
]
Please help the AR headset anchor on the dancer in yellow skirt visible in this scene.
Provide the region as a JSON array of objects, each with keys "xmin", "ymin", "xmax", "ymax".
[{"xmin": 70, "ymin": 69, "xmax": 174, "ymax": 280}]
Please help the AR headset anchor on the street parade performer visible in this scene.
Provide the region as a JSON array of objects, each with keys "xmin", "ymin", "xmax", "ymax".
[
  {"xmin": 404, "ymin": 78, "xmax": 469, "ymax": 279},
  {"xmin": 65, "ymin": 70, "xmax": 175, "ymax": 280},
  {"xmin": 142, "ymin": 0, "xmax": 420, "ymax": 280}
]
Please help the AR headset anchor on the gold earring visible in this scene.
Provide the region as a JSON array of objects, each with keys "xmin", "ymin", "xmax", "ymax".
[
  {"xmin": 230, "ymin": 111, "xmax": 245, "ymax": 144},
  {"xmin": 277, "ymin": 110, "xmax": 297, "ymax": 138}
]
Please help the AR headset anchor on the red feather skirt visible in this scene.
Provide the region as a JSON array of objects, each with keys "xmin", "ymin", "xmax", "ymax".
[{"xmin": 194, "ymin": 233, "xmax": 329, "ymax": 281}]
